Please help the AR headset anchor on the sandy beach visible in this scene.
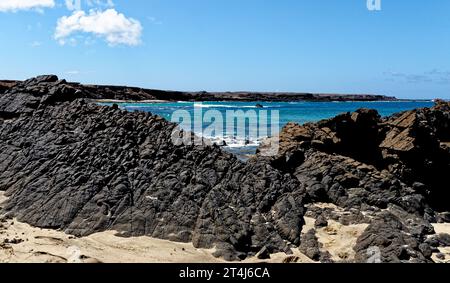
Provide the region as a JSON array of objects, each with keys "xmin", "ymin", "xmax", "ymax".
[
  {"xmin": 0, "ymin": 217, "xmax": 313, "ymax": 264},
  {"xmin": 0, "ymin": 188, "xmax": 222, "ymax": 263},
  {"xmin": 1, "ymin": 191, "xmax": 314, "ymax": 263},
  {"xmin": 0, "ymin": 193, "xmax": 362, "ymax": 264},
  {"xmin": 2, "ymin": 190, "xmax": 449, "ymax": 263}
]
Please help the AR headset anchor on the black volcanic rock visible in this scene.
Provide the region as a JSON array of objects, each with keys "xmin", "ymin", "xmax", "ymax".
[
  {"xmin": 0, "ymin": 75, "xmax": 447, "ymax": 263},
  {"xmin": 0, "ymin": 76, "xmax": 306, "ymax": 261},
  {"xmin": 379, "ymin": 103, "xmax": 450, "ymax": 211},
  {"xmin": 354, "ymin": 212, "xmax": 432, "ymax": 263},
  {"xmin": 257, "ymin": 100, "xmax": 450, "ymax": 262},
  {"xmin": 0, "ymin": 78, "xmax": 396, "ymax": 102},
  {"xmin": 292, "ymin": 151, "xmax": 428, "ymax": 215},
  {"xmin": 260, "ymin": 101, "xmax": 450, "ymax": 215},
  {"xmin": 0, "ymin": 80, "xmax": 17, "ymax": 95},
  {"xmin": 299, "ymin": 229, "xmax": 333, "ymax": 262}
]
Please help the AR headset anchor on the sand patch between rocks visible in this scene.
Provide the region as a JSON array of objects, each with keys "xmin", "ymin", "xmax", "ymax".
[
  {"xmin": 304, "ymin": 217, "xmax": 368, "ymax": 262},
  {"xmin": 0, "ymin": 218, "xmax": 314, "ymax": 263},
  {"xmin": 0, "ymin": 192, "xmax": 354, "ymax": 263},
  {"xmin": 431, "ymin": 223, "xmax": 450, "ymax": 263},
  {"xmin": 0, "ymin": 218, "xmax": 223, "ymax": 263},
  {"xmin": 433, "ymin": 223, "xmax": 450, "ymax": 235}
]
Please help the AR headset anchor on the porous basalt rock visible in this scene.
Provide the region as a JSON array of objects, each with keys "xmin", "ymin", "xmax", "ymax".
[
  {"xmin": 257, "ymin": 100, "xmax": 450, "ymax": 263},
  {"xmin": 354, "ymin": 212, "xmax": 433, "ymax": 263},
  {"xmin": 0, "ymin": 76, "xmax": 306, "ymax": 261},
  {"xmin": 262, "ymin": 101, "xmax": 450, "ymax": 215},
  {"xmin": 299, "ymin": 229, "xmax": 333, "ymax": 263}
]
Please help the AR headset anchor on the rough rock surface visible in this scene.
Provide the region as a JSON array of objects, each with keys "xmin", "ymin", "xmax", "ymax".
[
  {"xmin": 257, "ymin": 100, "xmax": 450, "ymax": 263},
  {"xmin": 354, "ymin": 212, "xmax": 432, "ymax": 263},
  {"xmin": 260, "ymin": 102, "xmax": 450, "ymax": 215},
  {"xmin": 0, "ymin": 76, "xmax": 306, "ymax": 261},
  {"xmin": 0, "ymin": 81, "xmax": 17, "ymax": 95},
  {"xmin": 0, "ymin": 75, "xmax": 448, "ymax": 263},
  {"xmin": 299, "ymin": 229, "xmax": 333, "ymax": 262}
]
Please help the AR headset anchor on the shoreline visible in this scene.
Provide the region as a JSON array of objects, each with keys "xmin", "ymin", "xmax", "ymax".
[
  {"xmin": 96, "ymin": 99, "xmax": 171, "ymax": 104},
  {"xmin": 96, "ymin": 99, "xmax": 433, "ymax": 104},
  {"xmin": 1, "ymin": 78, "xmax": 397, "ymax": 102}
]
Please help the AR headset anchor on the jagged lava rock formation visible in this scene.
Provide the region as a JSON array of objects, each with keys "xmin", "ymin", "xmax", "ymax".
[
  {"xmin": 258, "ymin": 101, "xmax": 450, "ymax": 262},
  {"xmin": 0, "ymin": 75, "xmax": 448, "ymax": 263},
  {"xmin": 0, "ymin": 75, "xmax": 305, "ymax": 261}
]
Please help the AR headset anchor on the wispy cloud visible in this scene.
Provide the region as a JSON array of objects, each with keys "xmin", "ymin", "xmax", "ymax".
[
  {"xmin": 384, "ymin": 69, "xmax": 450, "ymax": 84},
  {"xmin": 65, "ymin": 70, "xmax": 80, "ymax": 75},
  {"xmin": 30, "ymin": 41, "xmax": 42, "ymax": 47},
  {"xmin": 64, "ymin": 70, "xmax": 95, "ymax": 76},
  {"xmin": 55, "ymin": 8, "xmax": 143, "ymax": 46},
  {"xmin": 147, "ymin": 16, "xmax": 162, "ymax": 25},
  {"xmin": 0, "ymin": 0, "xmax": 55, "ymax": 12}
]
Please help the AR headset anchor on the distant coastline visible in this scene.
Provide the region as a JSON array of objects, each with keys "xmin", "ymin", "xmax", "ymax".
[{"xmin": 0, "ymin": 79, "xmax": 396, "ymax": 102}]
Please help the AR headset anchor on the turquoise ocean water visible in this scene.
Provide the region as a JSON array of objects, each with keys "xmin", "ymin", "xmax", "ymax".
[{"xmin": 100, "ymin": 101, "xmax": 434, "ymax": 156}]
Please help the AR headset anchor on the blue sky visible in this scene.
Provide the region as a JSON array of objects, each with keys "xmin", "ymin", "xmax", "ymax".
[{"xmin": 0, "ymin": 0, "xmax": 449, "ymax": 99}]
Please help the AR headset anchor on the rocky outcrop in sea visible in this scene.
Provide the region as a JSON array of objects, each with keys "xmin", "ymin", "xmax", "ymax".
[{"xmin": 0, "ymin": 75, "xmax": 448, "ymax": 262}]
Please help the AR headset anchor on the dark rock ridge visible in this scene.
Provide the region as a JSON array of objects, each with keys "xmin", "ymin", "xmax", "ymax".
[
  {"xmin": 0, "ymin": 77, "xmax": 396, "ymax": 102},
  {"xmin": 0, "ymin": 75, "xmax": 306, "ymax": 261},
  {"xmin": 259, "ymin": 102, "xmax": 450, "ymax": 214},
  {"xmin": 0, "ymin": 80, "xmax": 18, "ymax": 95},
  {"xmin": 0, "ymin": 75, "xmax": 447, "ymax": 263},
  {"xmin": 257, "ymin": 100, "xmax": 450, "ymax": 262}
]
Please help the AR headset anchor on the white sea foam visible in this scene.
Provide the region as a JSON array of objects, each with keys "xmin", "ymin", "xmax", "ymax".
[
  {"xmin": 199, "ymin": 133, "xmax": 264, "ymax": 148},
  {"xmin": 193, "ymin": 103, "xmax": 260, "ymax": 109}
]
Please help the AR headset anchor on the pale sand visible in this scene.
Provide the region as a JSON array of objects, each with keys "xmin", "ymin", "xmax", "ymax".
[
  {"xmin": 433, "ymin": 223, "xmax": 450, "ymax": 235},
  {"xmin": 1, "ymin": 190, "xmax": 215, "ymax": 263},
  {"xmin": 1, "ymin": 191, "xmax": 315, "ymax": 263},
  {"xmin": 303, "ymin": 202, "xmax": 370, "ymax": 262},
  {"xmin": 304, "ymin": 217, "xmax": 369, "ymax": 262},
  {"xmin": 0, "ymin": 218, "xmax": 316, "ymax": 264},
  {"xmin": 0, "ymin": 219, "xmax": 222, "ymax": 263},
  {"xmin": 431, "ymin": 223, "xmax": 450, "ymax": 263},
  {"xmin": 0, "ymin": 192, "xmax": 404, "ymax": 264},
  {"xmin": 2, "ymin": 191, "xmax": 446, "ymax": 264}
]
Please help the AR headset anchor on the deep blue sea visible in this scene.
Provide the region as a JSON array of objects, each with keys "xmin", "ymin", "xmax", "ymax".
[{"xmin": 100, "ymin": 101, "xmax": 434, "ymax": 157}]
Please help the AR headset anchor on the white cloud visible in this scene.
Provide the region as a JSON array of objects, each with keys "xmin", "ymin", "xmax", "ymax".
[
  {"xmin": 0, "ymin": 0, "xmax": 55, "ymax": 12},
  {"xmin": 55, "ymin": 8, "xmax": 142, "ymax": 46}
]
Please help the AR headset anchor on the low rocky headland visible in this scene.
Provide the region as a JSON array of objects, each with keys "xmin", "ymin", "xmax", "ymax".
[
  {"xmin": 0, "ymin": 75, "xmax": 449, "ymax": 263},
  {"xmin": 1, "ymin": 77, "xmax": 396, "ymax": 102}
]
